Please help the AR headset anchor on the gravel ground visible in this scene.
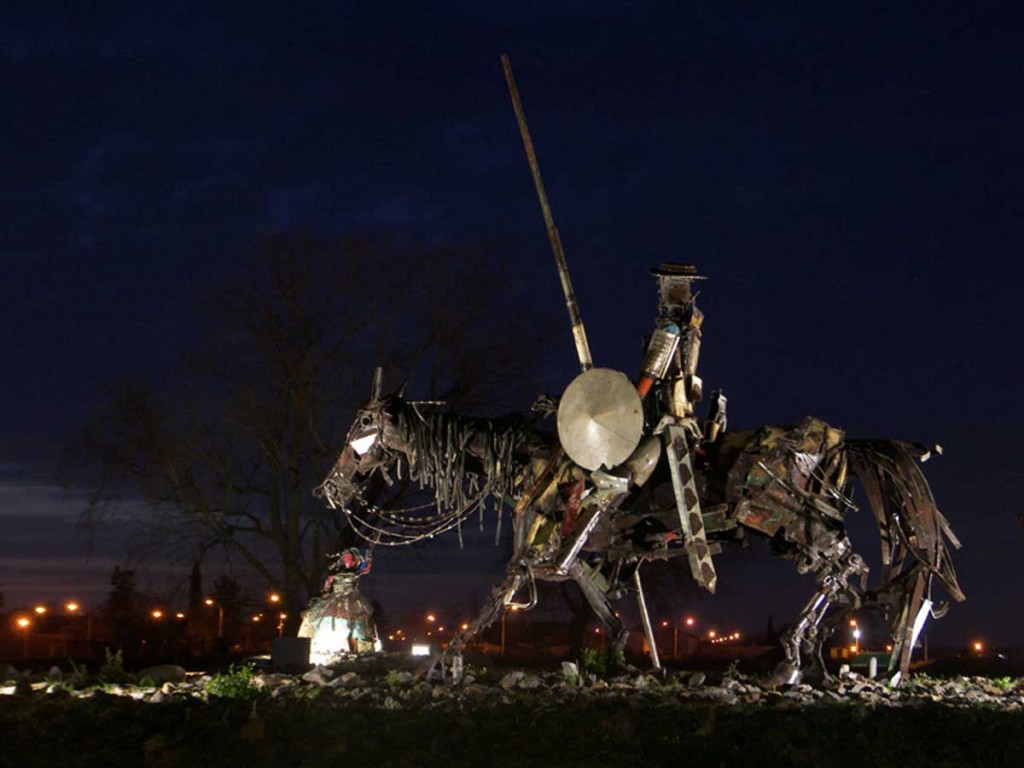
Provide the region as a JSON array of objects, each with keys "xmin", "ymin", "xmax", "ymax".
[{"xmin": 2, "ymin": 657, "xmax": 1023, "ymax": 767}]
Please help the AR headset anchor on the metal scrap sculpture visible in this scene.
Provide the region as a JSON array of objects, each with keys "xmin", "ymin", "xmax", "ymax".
[
  {"xmin": 314, "ymin": 56, "xmax": 963, "ymax": 686},
  {"xmin": 298, "ymin": 548, "xmax": 381, "ymax": 663}
]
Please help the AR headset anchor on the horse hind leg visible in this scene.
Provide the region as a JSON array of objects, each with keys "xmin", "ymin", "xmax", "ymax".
[
  {"xmin": 772, "ymin": 545, "xmax": 868, "ymax": 687},
  {"xmin": 887, "ymin": 570, "xmax": 930, "ymax": 687}
]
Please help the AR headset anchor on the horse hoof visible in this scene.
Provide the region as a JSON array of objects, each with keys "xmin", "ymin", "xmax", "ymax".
[{"xmin": 769, "ymin": 662, "xmax": 802, "ymax": 687}]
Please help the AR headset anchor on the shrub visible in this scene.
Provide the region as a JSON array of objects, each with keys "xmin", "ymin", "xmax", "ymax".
[
  {"xmin": 205, "ymin": 663, "xmax": 259, "ymax": 699},
  {"xmin": 98, "ymin": 648, "xmax": 130, "ymax": 684}
]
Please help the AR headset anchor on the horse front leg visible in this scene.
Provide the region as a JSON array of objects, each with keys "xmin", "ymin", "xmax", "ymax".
[
  {"xmin": 568, "ymin": 561, "xmax": 629, "ymax": 656},
  {"xmin": 417, "ymin": 570, "xmax": 525, "ymax": 685}
]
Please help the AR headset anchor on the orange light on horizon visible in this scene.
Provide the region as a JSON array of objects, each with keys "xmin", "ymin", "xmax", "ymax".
[
  {"xmin": 269, "ymin": 593, "xmax": 281, "ymax": 604},
  {"xmin": 972, "ymin": 640, "xmax": 984, "ymax": 653},
  {"xmin": 426, "ymin": 613, "xmax": 436, "ymax": 623},
  {"xmin": 175, "ymin": 612, "xmax": 186, "ymax": 619},
  {"xmin": 685, "ymin": 617, "xmax": 695, "ymax": 627},
  {"xmin": 33, "ymin": 605, "xmax": 47, "ymax": 615},
  {"xmin": 661, "ymin": 620, "xmax": 669, "ymax": 628},
  {"xmin": 204, "ymin": 598, "xmax": 215, "ymax": 606},
  {"xmin": 708, "ymin": 630, "xmax": 717, "ymax": 639},
  {"xmin": 151, "ymin": 609, "xmax": 164, "ymax": 620},
  {"xmin": 15, "ymin": 617, "xmax": 31, "ymax": 630},
  {"xmin": 65, "ymin": 602, "xmax": 80, "ymax": 613}
]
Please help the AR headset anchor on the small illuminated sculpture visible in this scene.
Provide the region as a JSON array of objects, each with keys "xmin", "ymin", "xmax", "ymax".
[{"xmin": 297, "ymin": 548, "xmax": 381, "ymax": 664}]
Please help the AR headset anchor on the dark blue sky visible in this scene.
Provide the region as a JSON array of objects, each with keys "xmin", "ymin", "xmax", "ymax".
[{"xmin": 1, "ymin": 2, "xmax": 1020, "ymax": 647}]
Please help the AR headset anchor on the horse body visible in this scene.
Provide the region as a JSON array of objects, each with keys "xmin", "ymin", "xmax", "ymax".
[{"xmin": 316, "ymin": 385, "xmax": 962, "ymax": 685}]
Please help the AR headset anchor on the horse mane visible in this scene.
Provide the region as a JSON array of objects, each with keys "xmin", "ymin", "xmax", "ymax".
[{"xmin": 391, "ymin": 399, "xmax": 539, "ymax": 517}]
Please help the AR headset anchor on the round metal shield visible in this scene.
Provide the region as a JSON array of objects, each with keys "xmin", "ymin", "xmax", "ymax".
[{"xmin": 556, "ymin": 368, "xmax": 644, "ymax": 471}]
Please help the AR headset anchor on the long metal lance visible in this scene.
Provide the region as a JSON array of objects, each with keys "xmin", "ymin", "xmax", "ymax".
[{"xmin": 501, "ymin": 53, "xmax": 593, "ymax": 372}]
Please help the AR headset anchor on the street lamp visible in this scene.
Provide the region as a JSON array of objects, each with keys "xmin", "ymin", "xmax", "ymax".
[
  {"xmin": 500, "ymin": 606, "xmax": 519, "ymax": 655},
  {"xmin": 204, "ymin": 598, "xmax": 225, "ymax": 637},
  {"xmin": 33, "ymin": 605, "xmax": 47, "ymax": 616},
  {"xmin": 269, "ymin": 593, "xmax": 281, "ymax": 604},
  {"xmin": 65, "ymin": 602, "xmax": 80, "ymax": 614},
  {"xmin": 15, "ymin": 617, "xmax": 31, "ymax": 658},
  {"xmin": 151, "ymin": 609, "xmax": 164, "ymax": 620}
]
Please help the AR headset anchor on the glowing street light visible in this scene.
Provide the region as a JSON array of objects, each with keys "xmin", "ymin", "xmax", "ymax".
[
  {"xmin": 973, "ymin": 640, "xmax": 984, "ymax": 654},
  {"xmin": 269, "ymin": 593, "xmax": 281, "ymax": 604},
  {"xmin": 151, "ymin": 609, "xmax": 164, "ymax": 620},
  {"xmin": 708, "ymin": 630, "xmax": 717, "ymax": 639},
  {"xmin": 175, "ymin": 612, "xmax": 186, "ymax": 620},
  {"xmin": 204, "ymin": 598, "xmax": 225, "ymax": 637},
  {"xmin": 15, "ymin": 616, "xmax": 31, "ymax": 659},
  {"xmin": 65, "ymin": 602, "xmax": 80, "ymax": 614},
  {"xmin": 426, "ymin": 613, "xmax": 436, "ymax": 623},
  {"xmin": 33, "ymin": 605, "xmax": 47, "ymax": 615}
]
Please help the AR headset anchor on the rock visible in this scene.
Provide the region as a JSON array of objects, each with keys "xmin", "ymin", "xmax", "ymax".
[
  {"xmin": 517, "ymin": 674, "xmax": 543, "ymax": 690},
  {"xmin": 139, "ymin": 665, "xmax": 188, "ymax": 684},
  {"xmin": 0, "ymin": 664, "xmax": 19, "ymax": 683},
  {"xmin": 149, "ymin": 690, "xmax": 166, "ymax": 703},
  {"xmin": 336, "ymin": 671, "xmax": 362, "ymax": 687},
  {"xmin": 46, "ymin": 666, "xmax": 63, "ymax": 681},
  {"xmin": 702, "ymin": 686, "xmax": 739, "ymax": 705},
  {"xmin": 499, "ymin": 671, "xmax": 525, "ymax": 690},
  {"xmin": 301, "ymin": 666, "xmax": 333, "ymax": 686},
  {"xmin": 383, "ymin": 695, "xmax": 402, "ymax": 710},
  {"xmin": 688, "ymin": 672, "xmax": 706, "ymax": 687}
]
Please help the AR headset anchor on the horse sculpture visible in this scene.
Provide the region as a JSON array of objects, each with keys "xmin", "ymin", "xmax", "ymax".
[
  {"xmin": 314, "ymin": 61, "xmax": 962, "ymax": 686},
  {"xmin": 315, "ymin": 357, "xmax": 963, "ymax": 687}
]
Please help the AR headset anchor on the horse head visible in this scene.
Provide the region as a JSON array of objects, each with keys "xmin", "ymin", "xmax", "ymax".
[{"xmin": 313, "ymin": 368, "xmax": 407, "ymax": 512}]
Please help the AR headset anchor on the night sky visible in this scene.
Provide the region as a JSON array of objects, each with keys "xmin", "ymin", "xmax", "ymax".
[{"xmin": 1, "ymin": 3, "xmax": 1020, "ymax": 648}]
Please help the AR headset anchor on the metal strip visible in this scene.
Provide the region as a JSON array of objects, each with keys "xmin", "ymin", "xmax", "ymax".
[{"xmin": 664, "ymin": 424, "xmax": 717, "ymax": 592}]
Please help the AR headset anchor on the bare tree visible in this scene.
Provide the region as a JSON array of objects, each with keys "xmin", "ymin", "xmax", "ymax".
[{"xmin": 65, "ymin": 234, "xmax": 551, "ymax": 631}]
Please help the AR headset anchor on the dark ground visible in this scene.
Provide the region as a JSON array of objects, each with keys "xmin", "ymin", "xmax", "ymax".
[
  {"xmin": 3, "ymin": 691, "xmax": 1024, "ymax": 768},
  {"xmin": 3, "ymin": 650, "xmax": 1024, "ymax": 768}
]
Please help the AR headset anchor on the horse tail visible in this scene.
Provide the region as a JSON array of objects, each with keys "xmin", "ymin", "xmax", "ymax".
[{"xmin": 845, "ymin": 439, "xmax": 964, "ymax": 679}]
